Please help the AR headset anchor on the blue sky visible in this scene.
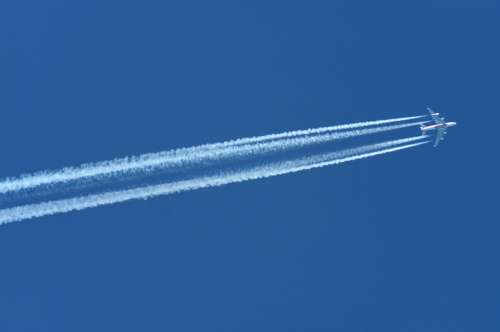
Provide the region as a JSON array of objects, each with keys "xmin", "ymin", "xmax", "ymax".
[{"xmin": 1, "ymin": 0, "xmax": 499, "ymax": 331}]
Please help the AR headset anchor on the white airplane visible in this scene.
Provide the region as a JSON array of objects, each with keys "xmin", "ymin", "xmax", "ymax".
[{"xmin": 420, "ymin": 108, "xmax": 457, "ymax": 147}]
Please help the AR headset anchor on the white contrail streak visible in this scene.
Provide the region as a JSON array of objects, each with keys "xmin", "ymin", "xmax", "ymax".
[
  {"xmin": 206, "ymin": 115, "xmax": 426, "ymax": 146},
  {"xmin": 0, "ymin": 136, "xmax": 428, "ymax": 226},
  {"xmin": 0, "ymin": 120, "xmax": 423, "ymax": 195}
]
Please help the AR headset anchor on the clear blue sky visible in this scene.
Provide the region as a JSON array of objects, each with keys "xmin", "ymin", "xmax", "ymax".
[{"xmin": 1, "ymin": 1, "xmax": 498, "ymax": 331}]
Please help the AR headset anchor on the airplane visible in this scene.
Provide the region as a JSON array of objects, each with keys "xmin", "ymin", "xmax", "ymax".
[{"xmin": 420, "ymin": 108, "xmax": 457, "ymax": 147}]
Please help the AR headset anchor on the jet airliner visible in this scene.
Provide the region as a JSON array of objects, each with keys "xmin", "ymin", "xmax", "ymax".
[{"xmin": 420, "ymin": 108, "xmax": 457, "ymax": 147}]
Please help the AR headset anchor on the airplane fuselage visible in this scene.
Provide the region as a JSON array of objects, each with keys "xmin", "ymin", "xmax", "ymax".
[{"xmin": 421, "ymin": 121, "xmax": 456, "ymax": 132}]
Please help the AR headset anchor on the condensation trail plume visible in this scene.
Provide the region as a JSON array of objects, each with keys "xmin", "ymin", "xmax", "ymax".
[
  {"xmin": 216, "ymin": 115, "xmax": 426, "ymax": 145},
  {"xmin": 0, "ymin": 120, "xmax": 423, "ymax": 195},
  {"xmin": 0, "ymin": 136, "xmax": 428, "ymax": 226}
]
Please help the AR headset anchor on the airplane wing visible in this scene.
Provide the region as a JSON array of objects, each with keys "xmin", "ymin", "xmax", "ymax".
[
  {"xmin": 433, "ymin": 128, "xmax": 446, "ymax": 147},
  {"xmin": 427, "ymin": 107, "xmax": 445, "ymax": 125}
]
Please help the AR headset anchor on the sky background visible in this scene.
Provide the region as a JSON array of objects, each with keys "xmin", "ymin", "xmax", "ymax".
[{"xmin": 1, "ymin": 0, "xmax": 499, "ymax": 331}]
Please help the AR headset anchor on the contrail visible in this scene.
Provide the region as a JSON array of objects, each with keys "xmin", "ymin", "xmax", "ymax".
[
  {"xmin": 0, "ymin": 136, "xmax": 428, "ymax": 226},
  {"xmin": 0, "ymin": 119, "xmax": 423, "ymax": 195},
  {"xmin": 201, "ymin": 115, "xmax": 426, "ymax": 147}
]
